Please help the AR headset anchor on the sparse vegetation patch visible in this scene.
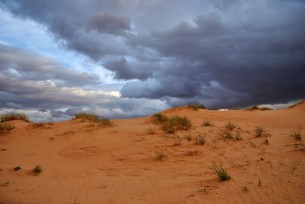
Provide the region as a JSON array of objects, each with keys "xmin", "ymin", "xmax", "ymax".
[
  {"xmin": 0, "ymin": 113, "xmax": 29, "ymax": 122},
  {"xmin": 0, "ymin": 123, "xmax": 14, "ymax": 134},
  {"xmin": 254, "ymin": 127, "xmax": 268, "ymax": 137},
  {"xmin": 150, "ymin": 113, "xmax": 168, "ymax": 125},
  {"xmin": 99, "ymin": 118, "xmax": 113, "ymax": 128},
  {"xmin": 188, "ymin": 103, "xmax": 206, "ymax": 111},
  {"xmin": 161, "ymin": 116, "xmax": 192, "ymax": 133},
  {"xmin": 155, "ymin": 150, "xmax": 167, "ymax": 161},
  {"xmin": 203, "ymin": 120, "xmax": 213, "ymax": 127},
  {"xmin": 32, "ymin": 165, "xmax": 42, "ymax": 175},
  {"xmin": 226, "ymin": 122, "xmax": 236, "ymax": 131},
  {"xmin": 213, "ymin": 164, "xmax": 231, "ymax": 181},
  {"xmin": 74, "ymin": 113, "xmax": 113, "ymax": 127},
  {"xmin": 291, "ymin": 130, "xmax": 302, "ymax": 141},
  {"xmin": 195, "ymin": 135, "xmax": 205, "ymax": 145}
]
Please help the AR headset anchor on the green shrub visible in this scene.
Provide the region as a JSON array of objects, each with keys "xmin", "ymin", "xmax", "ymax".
[
  {"xmin": 151, "ymin": 113, "xmax": 168, "ymax": 125},
  {"xmin": 0, "ymin": 113, "xmax": 29, "ymax": 122},
  {"xmin": 162, "ymin": 116, "xmax": 192, "ymax": 133},
  {"xmin": 0, "ymin": 123, "xmax": 14, "ymax": 134},
  {"xmin": 188, "ymin": 104, "xmax": 206, "ymax": 111},
  {"xmin": 74, "ymin": 113, "xmax": 100, "ymax": 122},
  {"xmin": 74, "ymin": 113, "xmax": 113, "ymax": 127},
  {"xmin": 99, "ymin": 118, "xmax": 113, "ymax": 128},
  {"xmin": 214, "ymin": 164, "xmax": 231, "ymax": 181}
]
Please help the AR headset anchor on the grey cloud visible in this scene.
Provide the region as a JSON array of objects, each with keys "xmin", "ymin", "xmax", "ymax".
[
  {"xmin": 1, "ymin": 0, "xmax": 305, "ymax": 110},
  {"xmin": 0, "ymin": 44, "xmax": 99, "ymax": 86},
  {"xmin": 103, "ymin": 57, "xmax": 156, "ymax": 80},
  {"xmin": 87, "ymin": 12, "xmax": 130, "ymax": 34}
]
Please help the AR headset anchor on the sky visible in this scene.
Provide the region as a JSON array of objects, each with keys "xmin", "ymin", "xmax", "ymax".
[{"xmin": 0, "ymin": 0, "xmax": 305, "ymax": 121}]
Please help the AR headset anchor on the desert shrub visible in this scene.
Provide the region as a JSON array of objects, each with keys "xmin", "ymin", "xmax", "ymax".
[
  {"xmin": 74, "ymin": 113, "xmax": 113, "ymax": 127},
  {"xmin": 31, "ymin": 122, "xmax": 47, "ymax": 128},
  {"xmin": 99, "ymin": 118, "xmax": 113, "ymax": 128},
  {"xmin": 74, "ymin": 113, "xmax": 100, "ymax": 122},
  {"xmin": 188, "ymin": 103, "xmax": 206, "ymax": 111},
  {"xmin": 32, "ymin": 165, "xmax": 42, "ymax": 175},
  {"xmin": 0, "ymin": 113, "xmax": 29, "ymax": 122},
  {"xmin": 195, "ymin": 135, "xmax": 205, "ymax": 145},
  {"xmin": 226, "ymin": 122, "xmax": 236, "ymax": 131},
  {"xmin": 0, "ymin": 123, "xmax": 14, "ymax": 134},
  {"xmin": 254, "ymin": 127, "xmax": 267, "ymax": 137},
  {"xmin": 150, "ymin": 113, "xmax": 168, "ymax": 125},
  {"xmin": 291, "ymin": 131, "xmax": 302, "ymax": 141},
  {"xmin": 155, "ymin": 150, "xmax": 167, "ymax": 161},
  {"xmin": 214, "ymin": 164, "xmax": 231, "ymax": 181},
  {"xmin": 247, "ymin": 106, "xmax": 272, "ymax": 111},
  {"xmin": 162, "ymin": 116, "xmax": 192, "ymax": 133},
  {"xmin": 203, "ymin": 120, "xmax": 212, "ymax": 127}
]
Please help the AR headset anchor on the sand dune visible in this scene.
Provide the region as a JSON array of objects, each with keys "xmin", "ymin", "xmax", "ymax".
[{"xmin": 1, "ymin": 103, "xmax": 305, "ymax": 203}]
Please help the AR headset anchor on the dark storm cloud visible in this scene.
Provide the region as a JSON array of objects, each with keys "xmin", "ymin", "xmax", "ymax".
[{"xmin": 1, "ymin": 0, "xmax": 305, "ymax": 109}]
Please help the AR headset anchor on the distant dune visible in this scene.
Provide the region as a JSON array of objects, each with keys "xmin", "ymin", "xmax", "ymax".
[{"xmin": 0, "ymin": 102, "xmax": 305, "ymax": 203}]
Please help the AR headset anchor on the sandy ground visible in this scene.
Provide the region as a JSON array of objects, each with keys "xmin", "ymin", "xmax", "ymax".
[{"xmin": 0, "ymin": 102, "xmax": 305, "ymax": 204}]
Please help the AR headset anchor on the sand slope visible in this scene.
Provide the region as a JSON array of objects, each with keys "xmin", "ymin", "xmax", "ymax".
[{"xmin": 0, "ymin": 105, "xmax": 305, "ymax": 204}]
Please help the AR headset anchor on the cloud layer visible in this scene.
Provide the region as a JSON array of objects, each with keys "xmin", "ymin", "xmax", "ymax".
[{"xmin": 0, "ymin": 0, "xmax": 305, "ymax": 120}]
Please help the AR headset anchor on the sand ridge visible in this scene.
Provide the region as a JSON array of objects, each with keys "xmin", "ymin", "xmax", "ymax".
[{"xmin": 0, "ymin": 106, "xmax": 305, "ymax": 203}]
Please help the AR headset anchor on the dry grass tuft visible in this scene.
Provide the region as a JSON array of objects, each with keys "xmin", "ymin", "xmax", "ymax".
[
  {"xmin": 187, "ymin": 103, "xmax": 206, "ymax": 111},
  {"xmin": 0, "ymin": 123, "xmax": 14, "ymax": 134},
  {"xmin": 291, "ymin": 130, "xmax": 302, "ymax": 141},
  {"xmin": 151, "ymin": 114, "xmax": 192, "ymax": 134},
  {"xmin": 213, "ymin": 164, "xmax": 231, "ymax": 181},
  {"xmin": 0, "ymin": 113, "xmax": 29, "ymax": 122},
  {"xmin": 155, "ymin": 150, "xmax": 167, "ymax": 161}
]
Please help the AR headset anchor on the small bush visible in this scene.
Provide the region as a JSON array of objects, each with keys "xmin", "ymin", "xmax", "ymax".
[
  {"xmin": 214, "ymin": 164, "xmax": 231, "ymax": 181},
  {"xmin": 188, "ymin": 104, "xmax": 206, "ymax": 111},
  {"xmin": 162, "ymin": 116, "xmax": 192, "ymax": 134},
  {"xmin": 151, "ymin": 113, "xmax": 168, "ymax": 125},
  {"xmin": 226, "ymin": 122, "xmax": 236, "ymax": 131},
  {"xmin": 155, "ymin": 150, "xmax": 167, "ymax": 161},
  {"xmin": 195, "ymin": 135, "xmax": 205, "ymax": 145},
  {"xmin": 203, "ymin": 120, "xmax": 212, "ymax": 127},
  {"xmin": 254, "ymin": 127, "xmax": 267, "ymax": 137},
  {"xmin": 0, "ymin": 123, "xmax": 14, "ymax": 134},
  {"xmin": 291, "ymin": 131, "xmax": 302, "ymax": 141},
  {"xmin": 99, "ymin": 118, "xmax": 113, "ymax": 128},
  {"xmin": 74, "ymin": 113, "xmax": 100, "ymax": 122},
  {"xmin": 31, "ymin": 122, "xmax": 46, "ymax": 128},
  {"xmin": 0, "ymin": 113, "xmax": 29, "ymax": 122},
  {"xmin": 32, "ymin": 165, "xmax": 42, "ymax": 175}
]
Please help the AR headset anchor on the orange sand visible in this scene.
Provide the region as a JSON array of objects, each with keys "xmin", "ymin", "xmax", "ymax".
[{"xmin": 1, "ymin": 102, "xmax": 305, "ymax": 203}]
